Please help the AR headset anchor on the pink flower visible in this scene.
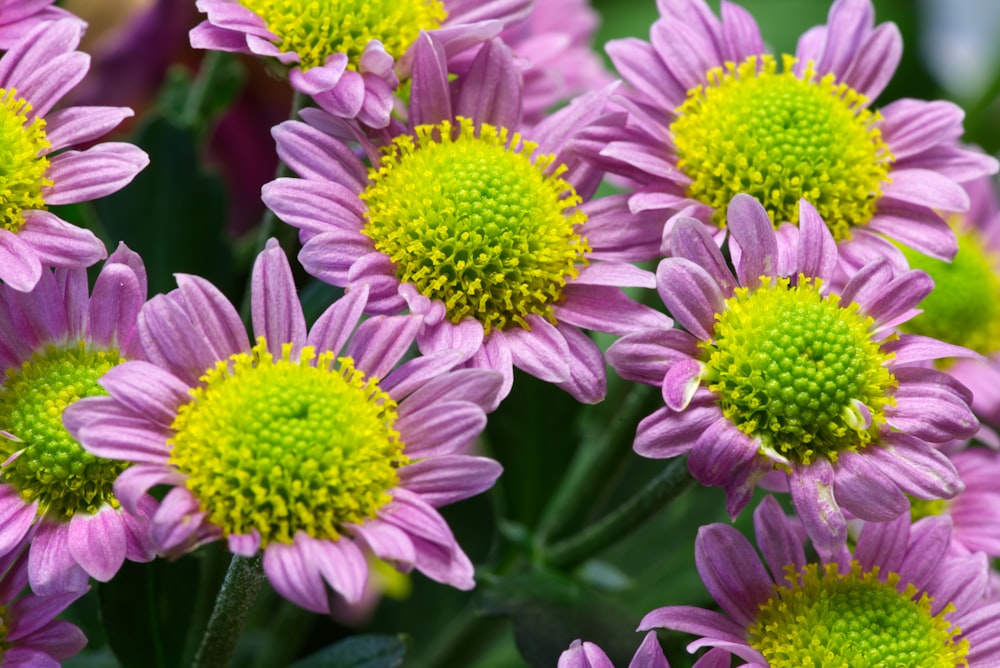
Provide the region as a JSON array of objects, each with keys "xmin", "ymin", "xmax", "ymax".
[
  {"xmin": 0, "ymin": 245, "xmax": 155, "ymax": 594},
  {"xmin": 65, "ymin": 240, "xmax": 505, "ymax": 613},
  {"xmin": 189, "ymin": 0, "xmax": 531, "ymax": 128},
  {"xmin": 262, "ymin": 35, "xmax": 669, "ymax": 406},
  {"xmin": 0, "ymin": 19, "xmax": 148, "ymax": 292},
  {"xmin": 608, "ymin": 194, "xmax": 978, "ymax": 550},
  {"xmin": 643, "ymin": 496, "xmax": 1000, "ymax": 666},
  {"xmin": 583, "ymin": 0, "xmax": 997, "ymax": 270}
]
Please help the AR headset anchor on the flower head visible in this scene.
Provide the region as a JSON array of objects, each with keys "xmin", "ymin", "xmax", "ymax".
[
  {"xmin": 642, "ymin": 496, "xmax": 1000, "ymax": 666},
  {"xmin": 189, "ymin": 0, "xmax": 531, "ymax": 128},
  {"xmin": 895, "ymin": 174, "xmax": 1000, "ymax": 427},
  {"xmin": 0, "ymin": 0, "xmax": 84, "ymax": 50},
  {"xmin": 0, "ymin": 535, "xmax": 88, "ymax": 666},
  {"xmin": 263, "ymin": 35, "xmax": 669, "ymax": 406},
  {"xmin": 65, "ymin": 240, "xmax": 505, "ymax": 613},
  {"xmin": 608, "ymin": 194, "xmax": 979, "ymax": 550},
  {"xmin": 0, "ymin": 19, "xmax": 149, "ymax": 292},
  {"xmin": 0, "ymin": 245, "xmax": 155, "ymax": 594},
  {"xmin": 588, "ymin": 0, "xmax": 997, "ymax": 267}
]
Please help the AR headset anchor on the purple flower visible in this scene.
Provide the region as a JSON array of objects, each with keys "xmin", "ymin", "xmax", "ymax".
[
  {"xmin": 0, "ymin": 0, "xmax": 83, "ymax": 50},
  {"xmin": 586, "ymin": 0, "xmax": 997, "ymax": 269},
  {"xmin": 0, "ymin": 535, "xmax": 88, "ymax": 667},
  {"xmin": 0, "ymin": 19, "xmax": 148, "ymax": 292},
  {"xmin": 189, "ymin": 0, "xmax": 531, "ymax": 129},
  {"xmin": 262, "ymin": 35, "xmax": 669, "ymax": 406},
  {"xmin": 0, "ymin": 245, "xmax": 155, "ymax": 595},
  {"xmin": 607, "ymin": 194, "xmax": 978, "ymax": 550},
  {"xmin": 642, "ymin": 496, "xmax": 1000, "ymax": 666},
  {"xmin": 64, "ymin": 240, "xmax": 505, "ymax": 613},
  {"xmin": 895, "ymin": 174, "xmax": 1000, "ymax": 427}
]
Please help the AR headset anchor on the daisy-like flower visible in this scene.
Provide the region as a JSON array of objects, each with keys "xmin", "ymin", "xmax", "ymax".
[
  {"xmin": 493, "ymin": 0, "xmax": 614, "ymax": 126},
  {"xmin": 607, "ymin": 194, "xmax": 978, "ymax": 550},
  {"xmin": 0, "ymin": 0, "xmax": 83, "ymax": 50},
  {"xmin": 894, "ymin": 174, "xmax": 1000, "ymax": 426},
  {"xmin": 64, "ymin": 240, "xmax": 505, "ymax": 613},
  {"xmin": 0, "ymin": 535, "xmax": 88, "ymax": 667},
  {"xmin": 0, "ymin": 19, "xmax": 148, "ymax": 293},
  {"xmin": 642, "ymin": 495, "xmax": 1000, "ymax": 666},
  {"xmin": 588, "ymin": 0, "xmax": 997, "ymax": 267},
  {"xmin": 262, "ymin": 35, "xmax": 670, "ymax": 406},
  {"xmin": 0, "ymin": 244, "xmax": 155, "ymax": 595},
  {"xmin": 189, "ymin": 0, "xmax": 530, "ymax": 129}
]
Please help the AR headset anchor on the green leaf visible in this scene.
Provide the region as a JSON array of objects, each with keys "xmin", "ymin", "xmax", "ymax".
[
  {"xmin": 94, "ymin": 116, "xmax": 235, "ymax": 300},
  {"xmin": 288, "ymin": 634, "xmax": 408, "ymax": 668},
  {"xmin": 480, "ymin": 571, "xmax": 644, "ymax": 667},
  {"xmin": 97, "ymin": 556, "xmax": 206, "ymax": 668}
]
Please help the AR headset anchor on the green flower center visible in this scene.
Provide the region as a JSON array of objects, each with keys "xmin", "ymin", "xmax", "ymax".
[
  {"xmin": 909, "ymin": 496, "xmax": 951, "ymax": 523},
  {"xmin": 748, "ymin": 561, "xmax": 969, "ymax": 667},
  {"xmin": 360, "ymin": 117, "xmax": 590, "ymax": 333},
  {"xmin": 240, "ymin": 0, "xmax": 447, "ymax": 71},
  {"xmin": 672, "ymin": 55, "xmax": 893, "ymax": 240},
  {"xmin": 0, "ymin": 343, "xmax": 127, "ymax": 520},
  {"xmin": 899, "ymin": 223, "xmax": 1000, "ymax": 357},
  {"xmin": 0, "ymin": 88, "xmax": 52, "ymax": 234},
  {"xmin": 169, "ymin": 338, "xmax": 406, "ymax": 547},
  {"xmin": 701, "ymin": 276, "xmax": 896, "ymax": 465}
]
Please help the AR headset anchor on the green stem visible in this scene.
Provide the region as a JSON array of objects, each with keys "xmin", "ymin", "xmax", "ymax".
[
  {"xmin": 192, "ymin": 554, "xmax": 265, "ymax": 668},
  {"xmin": 544, "ymin": 457, "xmax": 693, "ymax": 570},
  {"xmin": 534, "ymin": 382, "xmax": 656, "ymax": 544},
  {"xmin": 181, "ymin": 50, "xmax": 228, "ymax": 130}
]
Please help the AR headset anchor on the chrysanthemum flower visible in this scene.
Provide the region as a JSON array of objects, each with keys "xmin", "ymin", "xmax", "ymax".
[
  {"xmin": 559, "ymin": 631, "xmax": 699, "ymax": 668},
  {"xmin": 0, "ymin": 244, "xmax": 155, "ymax": 595},
  {"xmin": 607, "ymin": 194, "xmax": 978, "ymax": 550},
  {"xmin": 642, "ymin": 496, "xmax": 1000, "ymax": 666},
  {"xmin": 491, "ymin": 0, "xmax": 614, "ymax": 126},
  {"xmin": 588, "ymin": 0, "xmax": 997, "ymax": 267},
  {"xmin": 0, "ymin": 19, "xmax": 149, "ymax": 293},
  {"xmin": 64, "ymin": 240, "xmax": 505, "ymax": 613},
  {"xmin": 894, "ymin": 174, "xmax": 1000, "ymax": 426},
  {"xmin": 0, "ymin": 0, "xmax": 83, "ymax": 50},
  {"xmin": 189, "ymin": 0, "xmax": 530, "ymax": 129},
  {"xmin": 0, "ymin": 535, "xmax": 88, "ymax": 667},
  {"xmin": 262, "ymin": 35, "xmax": 670, "ymax": 405}
]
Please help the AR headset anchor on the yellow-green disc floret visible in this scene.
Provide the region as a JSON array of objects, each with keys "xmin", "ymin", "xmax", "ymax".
[
  {"xmin": 0, "ymin": 343, "xmax": 127, "ymax": 520},
  {"xmin": 701, "ymin": 276, "xmax": 896, "ymax": 465},
  {"xmin": 361, "ymin": 117, "xmax": 590, "ymax": 334},
  {"xmin": 169, "ymin": 338, "xmax": 407, "ymax": 547},
  {"xmin": 748, "ymin": 561, "xmax": 969, "ymax": 667},
  {"xmin": 0, "ymin": 88, "xmax": 52, "ymax": 233},
  {"xmin": 900, "ymin": 224, "xmax": 1000, "ymax": 357},
  {"xmin": 672, "ymin": 55, "xmax": 893, "ymax": 240},
  {"xmin": 240, "ymin": 0, "xmax": 446, "ymax": 71}
]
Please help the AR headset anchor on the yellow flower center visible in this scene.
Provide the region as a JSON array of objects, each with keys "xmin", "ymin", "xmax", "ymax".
[
  {"xmin": 672, "ymin": 55, "xmax": 893, "ymax": 240},
  {"xmin": 361, "ymin": 117, "xmax": 590, "ymax": 333},
  {"xmin": 748, "ymin": 561, "xmax": 968, "ymax": 667},
  {"xmin": 168, "ymin": 338, "xmax": 406, "ymax": 547},
  {"xmin": 0, "ymin": 88, "xmax": 52, "ymax": 233},
  {"xmin": 701, "ymin": 276, "xmax": 896, "ymax": 465},
  {"xmin": 240, "ymin": 0, "xmax": 447, "ymax": 71},
  {"xmin": 900, "ymin": 221, "xmax": 1000, "ymax": 358},
  {"xmin": 0, "ymin": 343, "xmax": 127, "ymax": 520}
]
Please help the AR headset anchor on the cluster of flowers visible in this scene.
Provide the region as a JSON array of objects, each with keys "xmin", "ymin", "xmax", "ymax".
[{"xmin": 2, "ymin": 0, "xmax": 1000, "ymax": 665}]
